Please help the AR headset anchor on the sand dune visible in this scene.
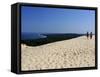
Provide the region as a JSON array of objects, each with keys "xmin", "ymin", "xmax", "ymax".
[{"xmin": 21, "ymin": 36, "xmax": 95, "ymax": 71}]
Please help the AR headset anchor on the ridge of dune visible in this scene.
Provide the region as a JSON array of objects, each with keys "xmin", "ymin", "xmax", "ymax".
[{"xmin": 21, "ymin": 35, "xmax": 95, "ymax": 70}]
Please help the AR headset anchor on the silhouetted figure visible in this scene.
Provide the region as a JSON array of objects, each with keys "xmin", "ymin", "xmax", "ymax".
[
  {"xmin": 86, "ymin": 32, "xmax": 89, "ymax": 39},
  {"xmin": 90, "ymin": 32, "xmax": 92, "ymax": 39}
]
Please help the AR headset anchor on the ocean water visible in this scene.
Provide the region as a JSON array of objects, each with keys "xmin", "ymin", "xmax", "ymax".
[
  {"xmin": 21, "ymin": 33, "xmax": 47, "ymax": 40},
  {"xmin": 21, "ymin": 33, "xmax": 83, "ymax": 46}
]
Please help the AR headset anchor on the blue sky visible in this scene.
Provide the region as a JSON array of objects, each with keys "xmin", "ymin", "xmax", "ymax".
[{"xmin": 21, "ymin": 6, "xmax": 95, "ymax": 34}]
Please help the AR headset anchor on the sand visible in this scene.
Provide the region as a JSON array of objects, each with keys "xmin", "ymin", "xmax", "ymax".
[{"xmin": 21, "ymin": 36, "xmax": 95, "ymax": 71}]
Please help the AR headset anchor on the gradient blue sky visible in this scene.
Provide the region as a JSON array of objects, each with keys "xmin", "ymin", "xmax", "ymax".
[{"xmin": 21, "ymin": 6, "xmax": 95, "ymax": 34}]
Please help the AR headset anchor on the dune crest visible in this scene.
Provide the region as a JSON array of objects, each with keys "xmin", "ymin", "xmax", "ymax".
[{"xmin": 21, "ymin": 36, "xmax": 95, "ymax": 70}]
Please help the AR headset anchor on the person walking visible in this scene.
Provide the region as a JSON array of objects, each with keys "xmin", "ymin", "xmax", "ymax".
[
  {"xmin": 86, "ymin": 32, "xmax": 89, "ymax": 39},
  {"xmin": 90, "ymin": 32, "xmax": 92, "ymax": 39}
]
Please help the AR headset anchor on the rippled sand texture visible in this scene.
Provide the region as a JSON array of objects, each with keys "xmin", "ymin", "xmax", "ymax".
[{"xmin": 21, "ymin": 36, "xmax": 95, "ymax": 71}]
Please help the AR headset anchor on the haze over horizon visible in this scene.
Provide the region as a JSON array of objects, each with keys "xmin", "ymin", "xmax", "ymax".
[{"xmin": 21, "ymin": 6, "xmax": 95, "ymax": 34}]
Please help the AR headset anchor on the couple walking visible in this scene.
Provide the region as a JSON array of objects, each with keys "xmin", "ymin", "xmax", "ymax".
[{"xmin": 86, "ymin": 32, "xmax": 93, "ymax": 39}]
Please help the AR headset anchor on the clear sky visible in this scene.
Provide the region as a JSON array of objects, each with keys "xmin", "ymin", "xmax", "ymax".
[{"xmin": 21, "ymin": 6, "xmax": 95, "ymax": 34}]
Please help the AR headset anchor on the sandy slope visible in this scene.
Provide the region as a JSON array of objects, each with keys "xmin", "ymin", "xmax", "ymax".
[{"xmin": 21, "ymin": 36, "xmax": 95, "ymax": 71}]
